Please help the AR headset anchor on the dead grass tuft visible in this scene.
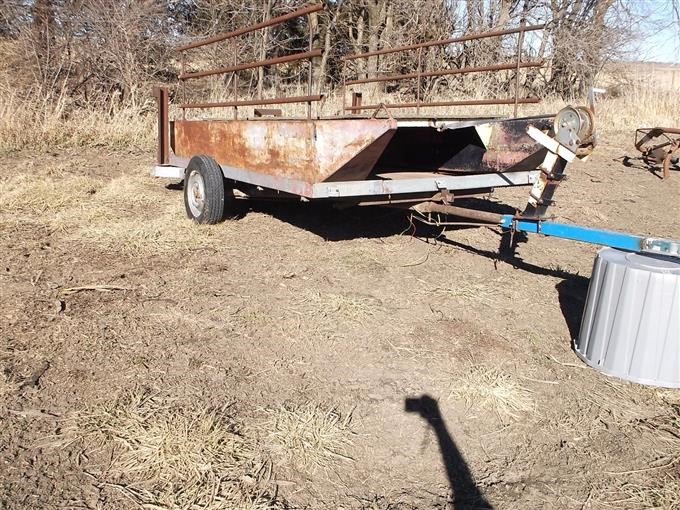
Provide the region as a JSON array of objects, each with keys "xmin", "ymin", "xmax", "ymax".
[
  {"xmin": 423, "ymin": 279, "xmax": 503, "ymax": 305},
  {"xmin": 0, "ymin": 166, "xmax": 101, "ymax": 215},
  {"xmin": 0, "ymin": 162, "xmax": 221, "ymax": 256},
  {"xmin": 449, "ymin": 366, "xmax": 534, "ymax": 421},
  {"xmin": 69, "ymin": 390, "xmax": 279, "ymax": 510},
  {"xmin": 304, "ymin": 291, "xmax": 382, "ymax": 322},
  {"xmin": 264, "ymin": 402, "xmax": 355, "ymax": 473},
  {"xmin": 75, "ymin": 205, "xmax": 221, "ymax": 255},
  {"xmin": 0, "ymin": 372, "xmax": 17, "ymax": 411},
  {"xmin": 615, "ymin": 476, "xmax": 680, "ymax": 510}
]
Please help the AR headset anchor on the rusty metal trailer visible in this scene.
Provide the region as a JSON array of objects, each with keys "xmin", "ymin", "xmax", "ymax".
[
  {"xmin": 149, "ymin": 4, "xmax": 679, "ymax": 260},
  {"xmin": 149, "ymin": 5, "xmax": 680, "ymax": 388},
  {"xmin": 152, "ymin": 4, "xmax": 597, "ymax": 225}
]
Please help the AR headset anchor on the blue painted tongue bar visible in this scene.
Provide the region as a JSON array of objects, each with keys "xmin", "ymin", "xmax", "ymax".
[{"xmin": 499, "ymin": 215, "xmax": 680, "ymax": 259}]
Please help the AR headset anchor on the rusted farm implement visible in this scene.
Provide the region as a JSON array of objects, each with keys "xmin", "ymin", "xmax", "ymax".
[
  {"xmin": 634, "ymin": 127, "xmax": 680, "ymax": 180},
  {"xmin": 151, "ymin": 3, "xmax": 679, "ymax": 260}
]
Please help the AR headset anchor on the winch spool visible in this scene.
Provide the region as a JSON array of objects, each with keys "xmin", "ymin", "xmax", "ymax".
[{"xmin": 575, "ymin": 248, "xmax": 680, "ymax": 388}]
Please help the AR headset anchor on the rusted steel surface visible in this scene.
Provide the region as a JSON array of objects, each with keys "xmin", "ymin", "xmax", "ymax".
[
  {"xmin": 172, "ymin": 118, "xmax": 397, "ymax": 183},
  {"xmin": 344, "ymin": 97, "xmax": 540, "ymax": 112},
  {"xmin": 370, "ymin": 116, "xmax": 552, "ymax": 175},
  {"xmin": 153, "ymin": 86, "xmax": 169, "ymax": 165},
  {"xmin": 178, "ymin": 94, "xmax": 324, "ymax": 109},
  {"xmin": 345, "ymin": 60, "xmax": 543, "ymax": 87},
  {"xmin": 341, "ymin": 22, "xmax": 545, "ymax": 116},
  {"xmin": 413, "ymin": 203, "xmax": 503, "ymax": 224},
  {"xmin": 635, "ymin": 127, "xmax": 680, "ymax": 179},
  {"xmin": 342, "ymin": 23, "xmax": 545, "ymax": 61},
  {"xmin": 176, "ymin": 3, "xmax": 323, "ymax": 52},
  {"xmin": 484, "ymin": 116, "xmax": 553, "ymax": 167},
  {"xmin": 179, "ymin": 49, "xmax": 323, "ymax": 80},
  {"xmin": 177, "ymin": 4, "xmax": 323, "ymax": 117}
]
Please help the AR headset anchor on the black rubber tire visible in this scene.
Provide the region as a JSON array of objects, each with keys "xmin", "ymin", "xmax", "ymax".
[{"xmin": 183, "ymin": 155, "xmax": 230, "ymax": 224}]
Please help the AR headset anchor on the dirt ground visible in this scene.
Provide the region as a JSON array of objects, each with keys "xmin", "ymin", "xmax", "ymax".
[{"xmin": 1, "ymin": 135, "xmax": 679, "ymax": 510}]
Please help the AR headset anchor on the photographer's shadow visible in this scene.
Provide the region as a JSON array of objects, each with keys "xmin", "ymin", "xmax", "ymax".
[{"xmin": 405, "ymin": 395, "xmax": 493, "ymax": 510}]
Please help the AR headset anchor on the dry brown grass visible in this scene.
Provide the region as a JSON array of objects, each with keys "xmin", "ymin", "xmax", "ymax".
[
  {"xmin": 0, "ymin": 88, "xmax": 155, "ymax": 154},
  {"xmin": 449, "ymin": 366, "xmax": 534, "ymax": 421},
  {"xmin": 421, "ymin": 278, "xmax": 506, "ymax": 305},
  {"xmin": 263, "ymin": 402, "xmax": 355, "ymax": 474},
  {"xmin": 608, "ymin": 476, "xmax": 680, "ymax": 510},
  {"xmin": 75, "ymin": 206, "xmax": 222, "ymax": 255},
  {"xmin": 0, "ymin": 164, "xmax": 102, "ymax": 215},
  {"xmin": 68, "ymin": 390, "xmax": 279, "ymax": 510},
  {"xmin": 0, "ymin": 372, "xmax": 17, "ymax": 411},
  {"xmin": 305, "ymin": 291, "xmax": 382, "ymax": 322},
  {"xmin": 2, "ymin": 64, "xmax": 678, "ymax": 154},
  {"xmin": 0, "ymin": 162, "xmax": 223, "ymax": 256}
]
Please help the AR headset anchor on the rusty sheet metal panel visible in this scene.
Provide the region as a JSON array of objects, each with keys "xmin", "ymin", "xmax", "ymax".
[
  {"xmin": 477, "ymin": 117, "xmax": 553, "ymax": 172},
  {"xmin": 374, "ymin": 116, "xmax": 552, "ymax": 174},
  {"xmin": 172, "ymin": 118, "xmax": 397, "ymax": 183}
]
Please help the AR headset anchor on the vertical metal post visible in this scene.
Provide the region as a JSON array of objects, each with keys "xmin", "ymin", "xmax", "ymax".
[
  {"xmin": 232, "ymin": 41, "xmax": 238, "ymax": 120},
  {"xmin": 416, "ymin": 47, "xmax": 423, "ymax": 116},
  {"xmin": 153, "ymin": 87, "xmax": 169, "ymax": 165},
  {"xmin": 351, "ymin": 92, "xmax": 363, "ymax": 114},
  {"xmin": 341, "ymin": 60, "xmax": 347, "ymax": 116},
  {"xmin": 306, "ymin": 14, "xmax": 314, "ymax": 119},
  {"xmin": 513, "ymin": 21, "xmax": 526, "ymax": 117},
  {"xmin": 181, "ymin": 51, "xmax": 186, "ymax": 120}
]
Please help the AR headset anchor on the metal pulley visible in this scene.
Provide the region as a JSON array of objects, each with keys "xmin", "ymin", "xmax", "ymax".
[{"xmin": 554, "ymin": 106, "xmax": 595, "ymax": 151}]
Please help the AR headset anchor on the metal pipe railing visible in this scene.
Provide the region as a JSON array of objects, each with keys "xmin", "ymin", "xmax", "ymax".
[
  {"xmin": 342, "ymin": 24, "xmax": 545, "ymax": 62},
  {"xmin": 176, "ymin": 3, "xmax": 324, "ymax": 118},
  {"xmin": 176, "ymin": 3, "xmax": 324, "ymax": 52},
  {"xmin": 179, "ymin": 49, "xmax": 323, "ymax": 81},
  {"xmin": 344, "ymin": 60, "xmax": 543, "ymax": 87},
  {"xmin": 178, "ymin": 94, "xmax": 324, "ymax": 110},
  {"xmin": 344, "ymin": 97, "xmax": 539, "ymax": 112},
  {"xmin": 341, "ymin": 23, "xmax": 545, "ymax": 115}
]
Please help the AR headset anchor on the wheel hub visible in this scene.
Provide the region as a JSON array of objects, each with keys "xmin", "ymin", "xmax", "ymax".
[{"xmin": 187, "ymin": 169, "xmax": 206, "ymax": 217}]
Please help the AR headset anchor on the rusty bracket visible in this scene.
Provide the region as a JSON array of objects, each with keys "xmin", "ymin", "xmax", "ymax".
[{"xmin": 371, "ymin": 103, "xmax": 395, "ymax": 121}]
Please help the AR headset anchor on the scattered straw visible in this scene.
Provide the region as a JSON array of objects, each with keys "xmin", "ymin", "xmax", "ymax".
[
  {"xmin": 423, "ymin": 281, "xmax": 499, "ymax": 305},
  {"xmin": 0, "ymin": 160, "xmax": 224, "ymax": 256},
  {"xmin": 0, "ymin": 372, "xmax": 17, "ymax": 411},
  {"xmin": 68, "ymin": 391, "xmax": 279, "ymax": 510},
  {"xmin": 449, "ymin": 366, "xmax": 534, "ymax": 421},
  {"xmin": 264, "ymin": 402, "xmax": 354, "ymax": 473},
  {"xmin": 303, "ymin": 291, "xmax": 381, "ymax": 322},
  {"xmin": 0, "ymin": 169, "xmax": 101, "ymax": 215},
  {"xmin": 615, "ymin": 477, "xmax": 680, "ymax": 510},
  {"xmin": 75, "ymin": 208, "xmax": 221, "ymax": 255}
]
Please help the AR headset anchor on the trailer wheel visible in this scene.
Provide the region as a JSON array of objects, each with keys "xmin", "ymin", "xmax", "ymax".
[{"xmin": 184, "ymin": 155, "xmax": 231, "ymax": 224}]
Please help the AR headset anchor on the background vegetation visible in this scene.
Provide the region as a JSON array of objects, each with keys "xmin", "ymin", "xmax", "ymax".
[{"xmin": 0, "ymin": 0, "xmax": 678, "ymax": 152}]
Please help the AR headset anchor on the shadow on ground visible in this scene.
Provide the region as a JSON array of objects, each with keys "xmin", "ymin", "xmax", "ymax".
[
  {"xmin": 619, "ymin": 154, "xmax": 679, "ymax": 180},
  {"xmin": 171, "ymin": 188, "xmax": 591, "ymax": 344},
  {"xmin": 436, "ymin": 233, "xmax": 590, "ymax": 342},
  {"xmin": 405, "ymin": 394, "xmax": 493, "ymax": 510},
  {"xmin": 246, "ymin": 197, "xmax": 516, "ymax": 242},
  {"xmin": 248, "ymin": 197, "xmax": 591, "ymax": 340}
]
